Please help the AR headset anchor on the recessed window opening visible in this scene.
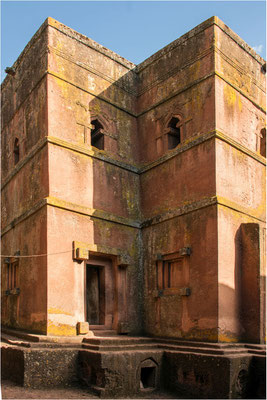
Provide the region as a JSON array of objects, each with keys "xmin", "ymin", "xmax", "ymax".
[
  {"xmin": 157, "ymin": 259, "xmax": 183, "ymax": 290},
  {"xmin": 167, "ymin": 117, "xmax": 181, "ymax": 150},
  {"xmin": 14, "ymin": 138, "xmax": 20, "ymax": 164},
  {"xmin": 7, "ymin": 262, "xmax": 18, "ymax": 290},
  {"xmin": 260, "ymin": 128, "xmax": 266, "ymax": 157},
  {"xmin": 91, "ymin": 119, "xmax": 104, "ymax": 150},
  {"xmin": 140, "ymin": 367, "xmax": 156, "ymax": 389}
]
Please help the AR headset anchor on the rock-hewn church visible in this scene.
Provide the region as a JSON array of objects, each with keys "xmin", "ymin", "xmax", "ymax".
[{"xmin": 1, "ymin": 16, "xmax": 266, "ymax": 398}]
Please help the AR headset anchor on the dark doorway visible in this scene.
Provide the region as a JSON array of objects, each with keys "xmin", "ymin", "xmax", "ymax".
[{"xmin": 86, "ymin": 265, "xmax": 105, "ymax": 325}]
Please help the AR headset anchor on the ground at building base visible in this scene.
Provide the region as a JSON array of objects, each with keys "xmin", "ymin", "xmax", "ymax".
[{"xmin": 1, "ymin": 328, "xmax": 266, "ymax": 399}]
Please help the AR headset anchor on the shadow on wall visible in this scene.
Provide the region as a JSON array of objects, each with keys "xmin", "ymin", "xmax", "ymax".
[
  {"xmin": 84, "ymin": 67, "xmax": 143, "ymax": 335},
  {"xmin": 217, "ymin": 222, "xmax": 265, "ymax": 343},
  {"xmin": 238, "ymin": 223, "xmax": 265, "ymax": 343}
]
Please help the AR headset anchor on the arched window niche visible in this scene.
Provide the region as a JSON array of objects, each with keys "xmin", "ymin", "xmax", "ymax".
[
  {"xmin": 91, "ymin": 119, "xmax": 104, "ymax": 150},
  {"xmin": 13, "ymin": 138, "xmax": 20, "ymax": 165},
  {"xmin": 163, "ymin": 114, "xmax": 183, "ymax": 153},
  {"xmin": 167, "ymin": 116, "xmax": 181, "ymax": 150},
  {"xmin": 260, "ymin": 127, "xmax": 266, "ymax": 158}
]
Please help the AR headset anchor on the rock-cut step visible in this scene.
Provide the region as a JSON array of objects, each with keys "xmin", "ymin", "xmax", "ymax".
[{"xmin": 91, "ymin": 330, "xmax": 117, "ymax": 337}]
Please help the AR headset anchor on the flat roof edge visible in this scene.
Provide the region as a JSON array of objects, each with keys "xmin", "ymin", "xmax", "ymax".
[
  {"xmin": 1, "ymin": 17, "xmax": 136, "ymax": 88},
  {"xmin": 136, "ymin": 16, "xmax": 265, "ymax": 73},
  {"xmin": 214, "ymin": 16, "xmax": 265, "ymax": 64},
  {"xmin": 47, "ymin": 17, "xmax": 136, "ymax": 70},
  {"xmin": 2, "ymin": 16, "xmax": 265, "ymax": 88}
]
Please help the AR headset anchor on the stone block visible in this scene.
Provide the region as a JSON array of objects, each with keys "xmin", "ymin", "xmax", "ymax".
[
  {"xmin": 77, "ymin": 322, "xmax": 89, "ymax": 335},
  {"xmin": 75, "ymin": 247, "xmax": 89, "ymax": 260}
]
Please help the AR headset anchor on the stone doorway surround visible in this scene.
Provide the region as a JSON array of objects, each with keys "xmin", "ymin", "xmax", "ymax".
[{"xmin": 73, "ymin": 241, "xmax": 130, "ymax": 335}]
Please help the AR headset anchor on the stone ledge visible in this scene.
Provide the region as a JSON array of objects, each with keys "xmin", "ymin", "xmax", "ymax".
[
  {"xmin": 2, "ymin": 193, "xmax": 265, "ymax": 238},
  {"xmin": 3, "ymin": 126, "xmax": 264, "ymax": 191}
]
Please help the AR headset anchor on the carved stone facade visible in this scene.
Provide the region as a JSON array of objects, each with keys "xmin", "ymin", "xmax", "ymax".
[{"xmin": 1, "ymin": 16, "xmax": 266, "ymax": 398}]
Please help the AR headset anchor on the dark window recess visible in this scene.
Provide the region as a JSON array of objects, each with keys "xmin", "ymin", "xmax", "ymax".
[
  {"xmin": 91, "ymin": 119, "xmax": 104, "ymax": 150},
  {"xmin": 260, "ymin": 128, "xmax": 266, "ymax": 157},
  {"xmin": 14, "ymin": 138, "xmax": 20, "ymax": 164},
  {"xmin": 140, "ymin": 367, "xmax": 156, "ymax": 389},
  {"xmin": 7, "ymin": 262, "xmax": 19, "ymax": 290},
  {"xmin": 167, "ymin": 117, "xmax": 181, "ymax": 149},
  {"xmin": 157, "ymin": 259, "xmax": 183, "ymax": 290}
]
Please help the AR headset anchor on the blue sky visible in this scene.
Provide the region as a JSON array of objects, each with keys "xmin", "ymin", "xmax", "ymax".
[{"xmin": 1, "ymin": 1, "xmax": 266, "ymax": 81}]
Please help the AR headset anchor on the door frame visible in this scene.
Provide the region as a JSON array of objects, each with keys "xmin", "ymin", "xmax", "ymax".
[{"xmin": 84, "ymin": 256, "xmax": 117, "ymax": 330}]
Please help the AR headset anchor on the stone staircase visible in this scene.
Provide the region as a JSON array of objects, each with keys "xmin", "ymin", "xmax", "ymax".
[
  {"xmin": 81, "ymin": 335, "xmax": 266, "ymax": 357},
  {"xmin": 2, "ymin": 328, "xmax": 266, "ymax": 357}
]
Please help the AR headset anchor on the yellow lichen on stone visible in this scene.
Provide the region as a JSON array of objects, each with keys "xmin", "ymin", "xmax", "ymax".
[
  {"xmin": 47, "ymin": 321, "xmax": 77, "ymax": 336},
  {"xmin": 224, "ymin": 84, "xmax": 236, "ymax": 108},
  {"xmin": 48, "ymin": 308, "xmax": 73, "ymax": 316}
]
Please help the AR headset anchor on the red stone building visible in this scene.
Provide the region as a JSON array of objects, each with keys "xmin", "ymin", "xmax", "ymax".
[{"xmin": 1, "ymin": 16, "xmax": 266, "ymax": 398}]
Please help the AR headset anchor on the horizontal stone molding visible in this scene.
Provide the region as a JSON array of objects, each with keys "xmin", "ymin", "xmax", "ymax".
[
  {"xmin": 141, "ymin": 196, "xmax": 218, "ymax": 228},
  {"xmin": 137, "ymin": 46, "xmax": 214, "ymax": 96},
  {"xmin": 1, "ymin": 71, "xmax": 47, "ymax": 133},
  {"xmin": 1, "ymin": 136, "xmax": 48, "ymax": 189},
  {"xmin": 2, "ymin": 16, "xmax": 264, "ymax": 122},
  {"xmin": 217, "ymin": 196, "xmax": 266, "ymax": 223},
  {"xmin": 1, "ymin": 197, "xmax": 47, "ymax": 237},
  {"xmin": 47, "ymin": 70, "xmax": 137, "ymax": 117},
  {"xmin": 215, "ymin": 71, "xmax": 266, "ymax": 114},
  {"xmin": 47, "ymin": 68, "xmax": 214, "ymax": 118},
  {"xmin": 214, "ymin": 17, "xmax": 265, "ymax": 66},
  {"xmin": 48, "ymin": 130, "xmax": 266, "ymax": 169},
  {"xmin": 2, "ymin": 194, "xmax": 265, "ymax": 238},
  {"xmin": 142, "ymin": 196, "xmax": 265, "ymax": 228},
  {"xmin": 136, "ymin": 19, "xmax": 216, "ymax": 74},
  {"xmin": 1, "ymin": 135, "xmax": 139, "ymax": 189},
  {"xmin": 3, "ymin": 16, "xmax": 262, "ymax": 93},
  {"xmin": 214, "ymin": 46, "xmax": 265, "ymax": 94},
  {"xmin": 137, "ymin": 44, "xmax": 264, "ymax": 96},
  {"xmin": 48, "ymin": 18, "xmax": 135, "ymax": 70},
  {"xmin": 2, "ymin": 69, "xmax": 264, "ymax": 140},
  {"xmin": 140, "ymin": 129, "xmax": 266, "ymax": 173},
  {"xmin": 215, "ymin": 130, "xmax": 266, "ymax": 165},
  {"xmin": 46, "ymin": 135, "xmax": 140, "ymax": 173},
  {"xmin": 136, "ymin": 16, "xmax": 264, "ymax": 75},
  {"xmin": 1, "ymin": 196, "xmax": 140, "ymax": 237},
  {"xmin": 46, "ymin": 196, "xmax": 141, "ymax": 228},
  {"xmin": 48, "ymin": 46, "xmax": 137, "ymax": 97},
  {"xmin": 2, "ymin": 129, "xmax": 265, "ymax": 191}
]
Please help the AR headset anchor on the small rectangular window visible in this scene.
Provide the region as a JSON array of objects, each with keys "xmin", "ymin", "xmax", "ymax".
[
  {"xmin": 156, "ymin": 250, "xmax": 190, "ymax": 296},
  {"xmin": 157, "ymin": 259, "xmax": 183, "ymax": 290},
  {"xmin": 6, "ymin": 261, "xmax": 19, "ymax": 291},
  {"xmin": 91, "ymin": 119, "xmax": 104, "ymax": 150},
  {"xmin": 168, "ymin": 260, "xmax": 183, "ymax": 288}
]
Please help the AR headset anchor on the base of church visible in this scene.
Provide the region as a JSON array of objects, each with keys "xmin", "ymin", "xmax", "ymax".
[{"xmin": 1, "ymin": 328, "xmax": 266, "ymax": 399}]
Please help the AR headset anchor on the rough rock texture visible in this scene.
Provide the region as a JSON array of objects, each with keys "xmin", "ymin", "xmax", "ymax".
[
  {"xmin": 1, "ymin": 335, "xmax": 266, "ymax": 398},
  {"xmin": 1, "ymin": 345, "xmax": 79, "ymax": 388}
]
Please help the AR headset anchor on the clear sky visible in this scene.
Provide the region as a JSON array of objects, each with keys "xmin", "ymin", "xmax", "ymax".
[{"xmin": 1, "ymin": 1, "xmax": 266, "ymax": 81}]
